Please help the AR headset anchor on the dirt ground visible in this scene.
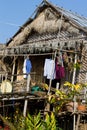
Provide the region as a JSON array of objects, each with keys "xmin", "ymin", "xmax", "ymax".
[{"xmin": 78, "ymin": 123, "xmax": 87, "ymax": 130}]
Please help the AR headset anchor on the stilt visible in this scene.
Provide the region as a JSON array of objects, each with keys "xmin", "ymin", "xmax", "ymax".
[
  {"xmin": 23, "ymin": 74, "xmax": 31, "ymax": 117},
  {"xmin": 72, "ymin": 48, "xmax": 78, "ymax": 130},
  {"xmin": 11, "ymin": 56, "xmax": 16, "ymax": 83},
  {"xmin": 76, "ymin": 114, "xmax": 80, "ymax": 130}
]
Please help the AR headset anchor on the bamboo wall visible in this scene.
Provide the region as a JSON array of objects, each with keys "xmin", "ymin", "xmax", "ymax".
[{"xmin": 78, "ymin": 46, "xmax": 87, "ymax": 83}]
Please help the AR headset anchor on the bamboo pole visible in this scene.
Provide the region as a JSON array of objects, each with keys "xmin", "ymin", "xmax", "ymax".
[
  {"xmin": 76, "ymin": 114, "xmax": 80, "ymax": 130},
  {"xmin": 72, "ymin": 50, "xmax": 77, "ymax": 130},
  {"xmin": 48, "ymin": 51, "xmax": 56, "ymax": 94},
  {"xmin": 23, "ymin": 74, "xmax": 31, "ymax": 117},
  {"xmin": 11, "ymin": 56, "xmax": 16, "ymax": 83}
]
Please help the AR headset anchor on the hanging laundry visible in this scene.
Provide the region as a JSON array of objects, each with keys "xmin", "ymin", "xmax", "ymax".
[
  {"xmin": 55, "ymin": 64, "xmax": 65, "ymax": 79},
  {"xmin": 55, "ymin": 54, "xmax": 65, "ymax": 80},
  {"xmin": 26, "ymin": 59, "xmax": 32, "ymax": 74},
  {"xmin": 44, "ymin": 58, "xmax": 55, "ymax": 80},
  {"xmin": 23, "ymin": 57, "xmax": 32, "ymax": 78},
  {"xmin": 23, "ymin": 58, "xmax": 27, "ymax": 78}
]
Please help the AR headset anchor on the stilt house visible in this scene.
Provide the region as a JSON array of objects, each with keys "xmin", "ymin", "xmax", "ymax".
[
  {"xmin": 0, "ymin": 1, "xmax": 87, "ymax": 129},
  {"xmin": 0, "ymin": 0, "xmax": 87, "ymax": 91}
]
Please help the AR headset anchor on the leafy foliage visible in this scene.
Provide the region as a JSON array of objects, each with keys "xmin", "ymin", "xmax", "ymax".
[
  {"xmin": 0, "ymin": 112, "xmax": 61, "ymax": 130},
  {"xmin": 0, "ymin": 114, "xmax": 16, "ymax": 130},
  {"xmin": 45, "ymin": 112, "xmax": 57, "ymax": 130},
  {"xmin": 48, "ymin": 81, "xmax": 84, "ymax": 112},
  {"xmin": 25, "ymin": 113, "xmax": 43, "ymax": 130}
]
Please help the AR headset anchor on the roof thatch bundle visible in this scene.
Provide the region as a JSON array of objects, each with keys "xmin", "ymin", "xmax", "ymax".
[
  {"xmin": 8, "ymin": 9, "xmax": 64, "ymax": 47},
  {"xmin": 68, "ymin": 26, "xmax": 79, "ymax": 33},
  {"xmin": 7, "ymin": 0, "xmax": 86, "ymax": 48},
  {"xmin": 8, "ymin": 8, "xmax": 74, "ymax": 47}
]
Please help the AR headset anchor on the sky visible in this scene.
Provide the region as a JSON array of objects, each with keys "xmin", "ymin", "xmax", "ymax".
[{"xmin": 0, "ymin": 0, "xmax": 87, "ymax": 44}]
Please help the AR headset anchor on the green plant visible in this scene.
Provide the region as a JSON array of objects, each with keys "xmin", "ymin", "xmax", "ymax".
[
  {"xmin": 48, "ymin": 81, "xmax": 84, "ymax": 113},
  {"xmin": 48, "ymin": 90, "xmax": 68, "ymax": 112},
  {"xmin": 73, "ymin": 62, "xmax": 81, "ymax": 70},
  {"xmin": 44, "ymin": 112, "xmax": 62, "ymax": 130},
  {"xmin": 25, "ymin": 112, "xmax": 61, "ymax": 130},
  {"xmin": 0, "ymin": 112, "xmax": 62, "ymax": 130},
  {"xmin": 25, "ymin": 112, "xmax": 43, "ymax": 130},
  {"xmin": 64, "ymin": 81, "xmax": 82, "ymax": 98}
]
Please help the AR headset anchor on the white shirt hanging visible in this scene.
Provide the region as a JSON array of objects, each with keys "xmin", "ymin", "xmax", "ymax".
[
  {"xmin": 44, "ymin": 58, "xmax": 55, "ymax": 79},
  {"xmin": 23, "ymin": 59, "xmax": 27, "ymax": 78}
]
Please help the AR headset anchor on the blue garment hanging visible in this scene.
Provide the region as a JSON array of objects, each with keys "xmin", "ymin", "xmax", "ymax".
[{"xmin": 26, "ymin": 59, "xmax": 32, "ymax": 74}]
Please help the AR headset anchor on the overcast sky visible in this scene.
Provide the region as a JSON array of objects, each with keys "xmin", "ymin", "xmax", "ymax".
[{"xmin": 0, "ymin": 0, "xmax": 87, "ymax": 43}]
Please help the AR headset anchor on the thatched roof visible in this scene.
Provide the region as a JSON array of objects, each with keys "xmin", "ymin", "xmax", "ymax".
[
  {"xmin": 0, "ymin": 44, "xmax": 5, "ymax": 49},
  {"xmin": 6, "ymin": 0, "xmax": 87, "ymax": 47}
]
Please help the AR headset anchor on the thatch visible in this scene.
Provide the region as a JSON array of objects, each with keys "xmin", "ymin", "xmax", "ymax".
[
  {"xmin": 8, "ymin": 9, "xmax": 64, "ymax": 47},
  {"xmin": 8, "ymin": 6, "xmax": 80, "ymax": 47},
  {"xmin": 67, "ymin": 26, "xmax": 79, "ymax": 34},
  {"xmin": 0, "ymin": 60, "xmax": 7, "ymax": 72},
  {"xmin": 0, "ymin": 44, "xmax": 5, "ymax": 48}
]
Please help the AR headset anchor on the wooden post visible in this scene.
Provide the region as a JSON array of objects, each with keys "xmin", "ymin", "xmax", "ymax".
[
  {"xmin": 48, "ymin": 79, "xmax": 52, "ymax": 94},
  {"xmin": 48, "ymin": 51, "xmax": 56, "ymax": 94},
  {"xmin": 23, "ymin": 74, "xmax": 31, "ymax": 117},
  {"xmin": 47, "ymin": 52, "xmax": 56, "ymax": 113},
  {"xmin": 76, "ymin": 114, "xmax": 80, "ymax": 130},
  {"xmin": 11, "ymin": 56, "xmax": 16, "ymax": 83},
  {"xmin": 72, "ymin": 51, "xmax": 77, "ymax": 130}
]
